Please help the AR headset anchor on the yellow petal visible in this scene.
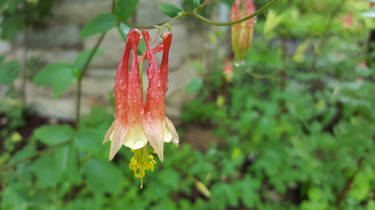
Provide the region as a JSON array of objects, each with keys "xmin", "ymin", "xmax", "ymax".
[{"xmin": 124, "ymin": 124, "xmax": 147, "ymax": 150}]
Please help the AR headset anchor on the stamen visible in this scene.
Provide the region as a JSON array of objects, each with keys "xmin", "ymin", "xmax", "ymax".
[{"xmin": 129, "ymin": 145, "xmax": 156, "ymax": 189}]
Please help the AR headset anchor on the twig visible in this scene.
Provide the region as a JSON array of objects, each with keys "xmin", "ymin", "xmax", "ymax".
[
  {"xmin": 121, "ymin": 0, "xmax": 279, "ymax": 29},
  {"xmin": 194, "ymin": 0, "xmax": 211, "ymax": 13},
  {"xmin": 0, "ymin": 140, "xmax": 72, "ymax": 172},
  {"xmin": 75, "ymin": 32, "xmax": 106, "ymax": 128},
  {"xmin": 75, "ymin": 0, "xmax": 118, "ymax": 128},
  {"xmin": 335, "ymin": 157, "xmax": 365, "ymax": 207},
  {"xmin": 184, "ymin": 0, "xmax": 280, "ymax": 26}
]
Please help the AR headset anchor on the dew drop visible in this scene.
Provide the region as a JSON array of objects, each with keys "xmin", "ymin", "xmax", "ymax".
[
  {"xmin": 119, "ymin": 80, "xmax": 126, "ymax": 90},
  {"xmin": 234, "ymin": 59, "xmax": 245, "ymax": 67}
]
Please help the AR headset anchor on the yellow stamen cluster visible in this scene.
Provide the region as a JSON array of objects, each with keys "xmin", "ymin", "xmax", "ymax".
[{"xmin": 129, "ymin": 146, "xmax": 156, "ymax": 189}]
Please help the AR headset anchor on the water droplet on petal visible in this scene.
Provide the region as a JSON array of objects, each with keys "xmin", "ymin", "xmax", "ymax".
[{"xmin": 119, "ymin": 80, "xmax": 126, "ymax": 90}]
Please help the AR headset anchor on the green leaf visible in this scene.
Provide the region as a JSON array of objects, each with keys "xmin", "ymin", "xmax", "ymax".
[
  {"xmin": 236, "ymin": 175, "xmax": 261, "ymax": 208},
  {"xmin": 1, "ymin": 185, "xmax": 28, "ymax": 210},
  {"xmin": 211, "ymin": 182, "xmax": 238, "ymax": 208},
  {"xmin": 185, "ymin": 77, "xmax": 203, "ymax": 93},
  {"xmin": 83, "ymin": 159, "xmax": 123, "ymax": 195},
  {"xmin": 193, "ymin": 0, "xmax": 201, "ymax": 8},
  {"xmin": 74, "ymin": 128, "xmax": 102, "ymax": 153},
  {"xmin": 33, "ymin": 63, "xmax": 76, "ymax": 98},
  {"xmin": 159, "ymin": 4, "xmax": 183, "ymax": 18},
  {"xmin": 8, "ymin": 145, "xmax": 36, "ymax": 165},
  {"xmin": 0, "ymin": 61, "xmax": 20, "ymax": 84},
  {"xmin": 80, "ymin": 13, "xmax": 116, "ymax": 38},
  {"xmin": 33, "ymin": 125, "xmax": 74, "ymax": 146},
  {"xmin": 0, "ymin": 14, "xmax": 24, "ymax": 41},
  {"xmin": 73, "ymin": 48, "xmax": 103, "ymax": 77},
  {"xmin": 32, "ymin": 153, "xmax": 64, "ymax": 187},
  {"xmin": 115, "ymin": 0, "xmax": 139, "ymax": 21}
]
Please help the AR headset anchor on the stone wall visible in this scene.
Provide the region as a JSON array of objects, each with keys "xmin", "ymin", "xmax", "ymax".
[{"xmin": 3, "ymin": 0, "xmax": 230, "ymax": 122}]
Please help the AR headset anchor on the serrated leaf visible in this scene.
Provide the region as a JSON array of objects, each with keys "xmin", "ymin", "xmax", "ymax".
[
  {"xmin": 0, "ymin": 61, "xmax": 20, "ymax": 84},
  {"xmin": 33, "ymin": 125, "xmax": 74, "ymax": 146},
  {"xmin": 83, "ymin": 159, "xmax": 123, "ymax": 195},
  {"xmin": 159, "ymin": 4, "xmax": 183, "ymax": 18},
  {"xmin": 80, "ymin": 13, "xmax": 116, "ymax": 38},
  {"xmin": 33, "ymin": 63, "xmax": 76, "ymax": 98},
  {"xmin": 73, "ymin": 48, "xmax": 103, "ymax": 77},
  {"xmin": 115, "ymin": 0, "xmax": 139, "ymax": 21}
]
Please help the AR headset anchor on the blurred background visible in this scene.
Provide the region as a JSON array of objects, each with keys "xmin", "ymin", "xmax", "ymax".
[{"xmin": 1, "ymin": 0, "xmax": 375, "ymax": 209}]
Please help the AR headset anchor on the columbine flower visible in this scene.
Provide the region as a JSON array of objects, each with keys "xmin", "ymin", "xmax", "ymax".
[
  {"xmin": 103, "ymin": 29, "xmax": 146, "ymax": 161},
  {"xmin": 231, "ymin": 0, "xmax": 256, "ymax": 61},
  {"xmin": 143, "ymin": 30, "xmax": 179, "ymax": 162},
  {"xmin": 103, "ymin": 29, "xmax": 179, "ymax": 188}
]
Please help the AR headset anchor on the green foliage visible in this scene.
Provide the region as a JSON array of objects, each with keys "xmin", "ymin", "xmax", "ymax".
[
  {"xmin": 0, "ymin": 60, "xmax": 21, "ymax": 84},
  {"xmin": 79, "ymin": 13, "xmax": 116, "ymax": 38},
  {"xmin": 185, "ymin": 77, "xmax": 203, "ymax": 93},
  {"xmin": 159, "ymin": 3, "xmax": 184, "ymax": 18},
  {"xmin": 33, "ymin": 63, "xmax": 76, "ymax": 98},
  {"xmin": 73, "ymin": 48, "xmax": 103, "ymax": 77},
  {"xmin": 1, "ymin": 0, "xmax": 375, "ymax": 210},
  {"xmin": 33, "ymin": 125, "xmax": 75, "ymax": 146},
  {"xmin": 115, "ymin": 0, "xmax": 139, "ymax": 21}
]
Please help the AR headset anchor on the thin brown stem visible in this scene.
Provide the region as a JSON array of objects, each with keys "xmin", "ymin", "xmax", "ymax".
[
  {"xmin": 185, "ymin": 0, "xmax": 280, "ymax": 26},
  {"xmin": 194, "ymin": 0, "xmax": 211, "ymax": 13},
  {"xmin": 335, "ymin": 157, "xmax": 365, "ymax": 207},
  {"xmin": 75, "ymin": 33, "xmax": 106, "ymax": 128},
  {"xmin": 0, "ymin": 140, "xmax": 72, "ymax": 172},
  {"xmin": 121, "ymin": 0, "xmax": 279, "ymax": 29}
]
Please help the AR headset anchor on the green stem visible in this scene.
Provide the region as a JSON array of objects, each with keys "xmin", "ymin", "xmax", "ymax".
[
  {"xmin": 184, "ymin": 0, "xmax": 280, "ymax": 26},
  {"xmin": 123, "ymin": 0, "xmax": 279, "ymax": 30},
  {"xmin": 0, "ymin": 140, "xmax": 72, "ymax": 171},
  {"xmin": 75, "ymin": 32, "xmax": 106, "ymax": 129}
]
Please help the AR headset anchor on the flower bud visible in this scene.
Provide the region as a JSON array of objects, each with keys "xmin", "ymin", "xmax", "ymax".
[{"xmin": 231, "ymin": 0, "xmax": 256, "ymax": 61}]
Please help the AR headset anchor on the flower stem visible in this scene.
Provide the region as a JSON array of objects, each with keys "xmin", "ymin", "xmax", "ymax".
[
  {"xmin": 185, "ymin": 0, "xmax": 280, "ymax": 26},
  {"xmin": 0, "ymin": 140, "xmax": 72, "ymax": 171},
  {"xmin": 75, "ymin": 32, "xmax": 106, "ymax": 129}
]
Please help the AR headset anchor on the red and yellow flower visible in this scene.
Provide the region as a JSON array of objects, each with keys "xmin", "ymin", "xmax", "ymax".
[{"xmin": 103, "ymin": 29, "xmax": 179, "ymax": 188}]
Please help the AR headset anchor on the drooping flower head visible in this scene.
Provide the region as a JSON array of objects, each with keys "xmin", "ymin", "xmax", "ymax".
[
  {"xmin": 103, "ymin": 29, "xmax": 144, "ymax": 160},
  {"xmin": 143, "ymin": 30, "xmax": 178, "ymax": 162},
  {"xmin": 103, "ymin": 29, "xmax": 178, "ymax": 188},
  {"xmin": 231, "ymin": 0, "xmax": 256, "ymax": 61}
]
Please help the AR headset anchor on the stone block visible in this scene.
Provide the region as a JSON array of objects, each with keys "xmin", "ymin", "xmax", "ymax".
[{"xmin": 52, "ymin": 0, "xmax": 111, "ymax": 25}]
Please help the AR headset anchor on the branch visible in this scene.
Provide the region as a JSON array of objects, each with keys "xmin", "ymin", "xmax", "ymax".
[
  {"xmin": 0, "ymin": 140, "xmax": 72, "ymax": 172},
  {"xmin": 194, "ymin": 0, "xmax": 211, "ymax": 13},
  {"xmin": 75, "ymin": 0, "xmax": 118, "ymax": 128},
  {"xmin": 75, "ymin": 32, "xmax": 106, "ymax": 128},
  {"xmin": 185, "ymin": 0, "xmax": 280, "ymax": 26},
  {"xmin": 335, "ymin": 157, "xmax": 365, "ymax": 207},
  {"xmin": 121, "ymin": 0, "xmax": 280, "ymax": 29}
]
